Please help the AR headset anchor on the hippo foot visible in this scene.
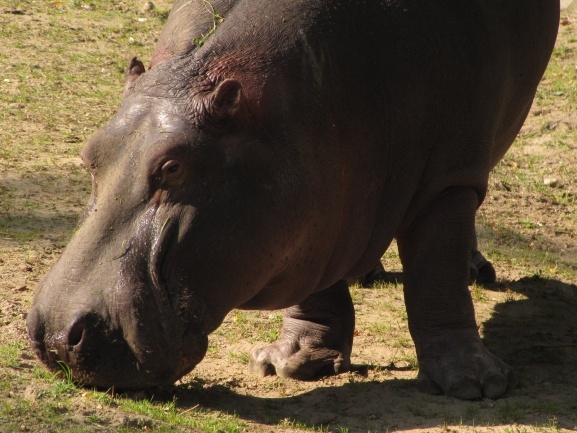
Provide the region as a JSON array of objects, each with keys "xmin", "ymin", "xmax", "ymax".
[
  {"xmin": 249, "ymin": 280, "xmax": 354, "ymax": 380},
  {"xmin": 249, "ymin": 339, "xmax": 350, "ymax": 380},
  {"xmin": 469, "ymin": 250, "xmax": 496, "ymax": 285},
  {"xmin": 415, "ymin": 330, "xmax": 517, "ymax": 400},
  {"xmin": 356, "ymin": 262, "xmax": 388, "ymax": 286}
]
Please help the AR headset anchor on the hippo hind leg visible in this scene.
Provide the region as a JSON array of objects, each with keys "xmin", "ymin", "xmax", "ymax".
[
  {"xmin": 249, "ymin": 280, "xmax": 354, "ymax": 380},
  {"xmin": 357, "ymin": 261, "xmax": 389, "ymax": 286},
  {"xmin": 360, "ymin": 229, "xmax": 497, "ymax": 288},
  {"xmin": 469, "ymin": 229, "xmax": 497, "ymax": 285},
  {"xmin": 469, "ymin": 250, "xmax": 496, "ymax": 285}
]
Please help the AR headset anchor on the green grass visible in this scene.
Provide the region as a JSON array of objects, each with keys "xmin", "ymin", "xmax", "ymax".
[
  {"xmin": 1, "ymin": 363, "xmax": 250, "ymax": 433},
  {"xmin": 0, "ymin": 342, "xmax": 25, "ymax": 369},
  {"xmin": 277, "ymin": 418, "xmax": 329, "ymax": 432},
  {"xmin": 214, "ymin": 310, "xmax": 283, "ymax": 344},
  {"xmin": 497, "ymin": 401, "xmax": 526, "ymax": 424},
  {"xmin": 115, "ymin": 395, "xmax": 249, "ymax": 432}
]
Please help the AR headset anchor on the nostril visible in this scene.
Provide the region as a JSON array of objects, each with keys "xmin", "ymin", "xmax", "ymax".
[{"xmin": 68, "ymin": 317, "xmax": 86, "ymax": 347}]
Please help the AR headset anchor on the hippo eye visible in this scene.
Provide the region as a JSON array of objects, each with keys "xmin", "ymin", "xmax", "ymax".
[
  {"xmin": 159, "ymin": 160, "xmax": 185, "ymax": 188},
  {"xmin": 162, "ymin": 160, "xmax": 180, "ymax": 175}
]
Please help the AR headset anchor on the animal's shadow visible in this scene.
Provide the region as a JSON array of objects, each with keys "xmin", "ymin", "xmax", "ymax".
[
  {"xmin": 142, "ymin": 276, "xmax": 577, "ymax": 432},
  {"xmin": 482, "ymin": 276, "xmax": 577, "ymax": 393}
]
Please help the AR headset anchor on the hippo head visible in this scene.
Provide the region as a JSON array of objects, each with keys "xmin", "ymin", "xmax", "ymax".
[{"xmin": 26, "ymin": 54, "xmax": 329, "ymax": 389}]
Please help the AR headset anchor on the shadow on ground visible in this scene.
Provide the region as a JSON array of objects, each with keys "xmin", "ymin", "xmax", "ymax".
[
  {"xmin": 158, "ymin": 276, "xmax": 577, "ymax": 432},
  {"xmin": 483, "ymin": 276, "xmax": 577, "ymax": 393}
]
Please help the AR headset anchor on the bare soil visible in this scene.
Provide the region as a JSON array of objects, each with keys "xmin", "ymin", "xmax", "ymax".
[{"xmin": 1, "ymin": 2, "xmax": 577, "ymax": 432}]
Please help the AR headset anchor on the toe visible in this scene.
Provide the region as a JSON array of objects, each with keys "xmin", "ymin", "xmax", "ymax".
[
  {"xmin": 417, "ymin": 371, "xmax": 443, "ymax": 395},
  {"xmin": 477, "ymin": 262, "xmax": 497, "ymax": 284},
  {"xmin": 446, "ymin": 376, "xmax": 482, "ymax": 400},
  {"xmin": 481, "ymin": 373, "xmax": 508, "ymax": 399},
  {"xmin": 248, "ymin": 348, "xmax": 276, "ymax": 377}
]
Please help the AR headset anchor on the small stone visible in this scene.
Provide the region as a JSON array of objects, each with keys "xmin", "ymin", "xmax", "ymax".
[
  {"xmin": 9, "ymin": 103, "xmax": 25, "ymax": 109},
  {"xmin": 543, "ymin": 177, "xmax": 559, "ymax": 187},
  {"xmin": 142, "ymin": 1, "xmax": 155, "ymax": 12}
]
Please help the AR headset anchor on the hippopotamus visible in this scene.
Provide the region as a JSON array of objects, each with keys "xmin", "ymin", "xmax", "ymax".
[{"xmin": 27, "ymin": 0, "xmax": 559, "ymax": 400}]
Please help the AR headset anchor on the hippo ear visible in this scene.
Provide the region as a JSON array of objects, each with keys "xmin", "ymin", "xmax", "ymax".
[
  {"xmin": 122, "ymin": 56, "xmax": 145, "ymax": 97},
  {"xmin": 209, "ymin": 79, "xmax": 243, "ymax": 120}
]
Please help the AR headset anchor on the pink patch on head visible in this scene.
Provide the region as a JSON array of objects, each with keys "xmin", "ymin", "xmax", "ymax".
[{"xmin": 149, "ymin": 51, "xmax": 175, "ymax": 70}]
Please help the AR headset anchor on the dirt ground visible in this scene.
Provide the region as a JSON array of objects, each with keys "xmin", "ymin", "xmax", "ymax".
[{"xmin": 1, "ymin": 2, "xmax": 577, "ymax": 433}]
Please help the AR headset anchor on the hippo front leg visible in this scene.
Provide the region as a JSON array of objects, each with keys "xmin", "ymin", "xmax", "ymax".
[
  {"xmin": 249, "ymin": 280, "xmax": 354, "ymax": 380},
  {"xmin": 397, "ymin": 187, "xmax": 516, "ymax": 400}
]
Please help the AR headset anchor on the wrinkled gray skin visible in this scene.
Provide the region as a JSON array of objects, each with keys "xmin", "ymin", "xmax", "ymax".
[{"xmin": 27, "ymin": 0, "xmax": 559, "ymax": 399}]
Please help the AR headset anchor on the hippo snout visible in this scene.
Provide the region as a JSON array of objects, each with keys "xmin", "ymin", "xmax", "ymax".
[
  {"xmin": 26, "ymin": 301, "xmax": 208, "ymax": 389},
  {"xmin": 26, "ymin": 308, "xmax": 118, "ymax": 379},
  {"xmin": 27, "ymin": 306, "xmax": 132, "ymax": 387}
]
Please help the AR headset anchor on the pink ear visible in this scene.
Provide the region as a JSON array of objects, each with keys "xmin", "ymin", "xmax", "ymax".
[
  {"xmin": 211, "ymin": 79, "xmax": 243, "ymax": 118},
  {"xmin": 122, "ymin": 57, "xmax": 145, "ymax": 97}
]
